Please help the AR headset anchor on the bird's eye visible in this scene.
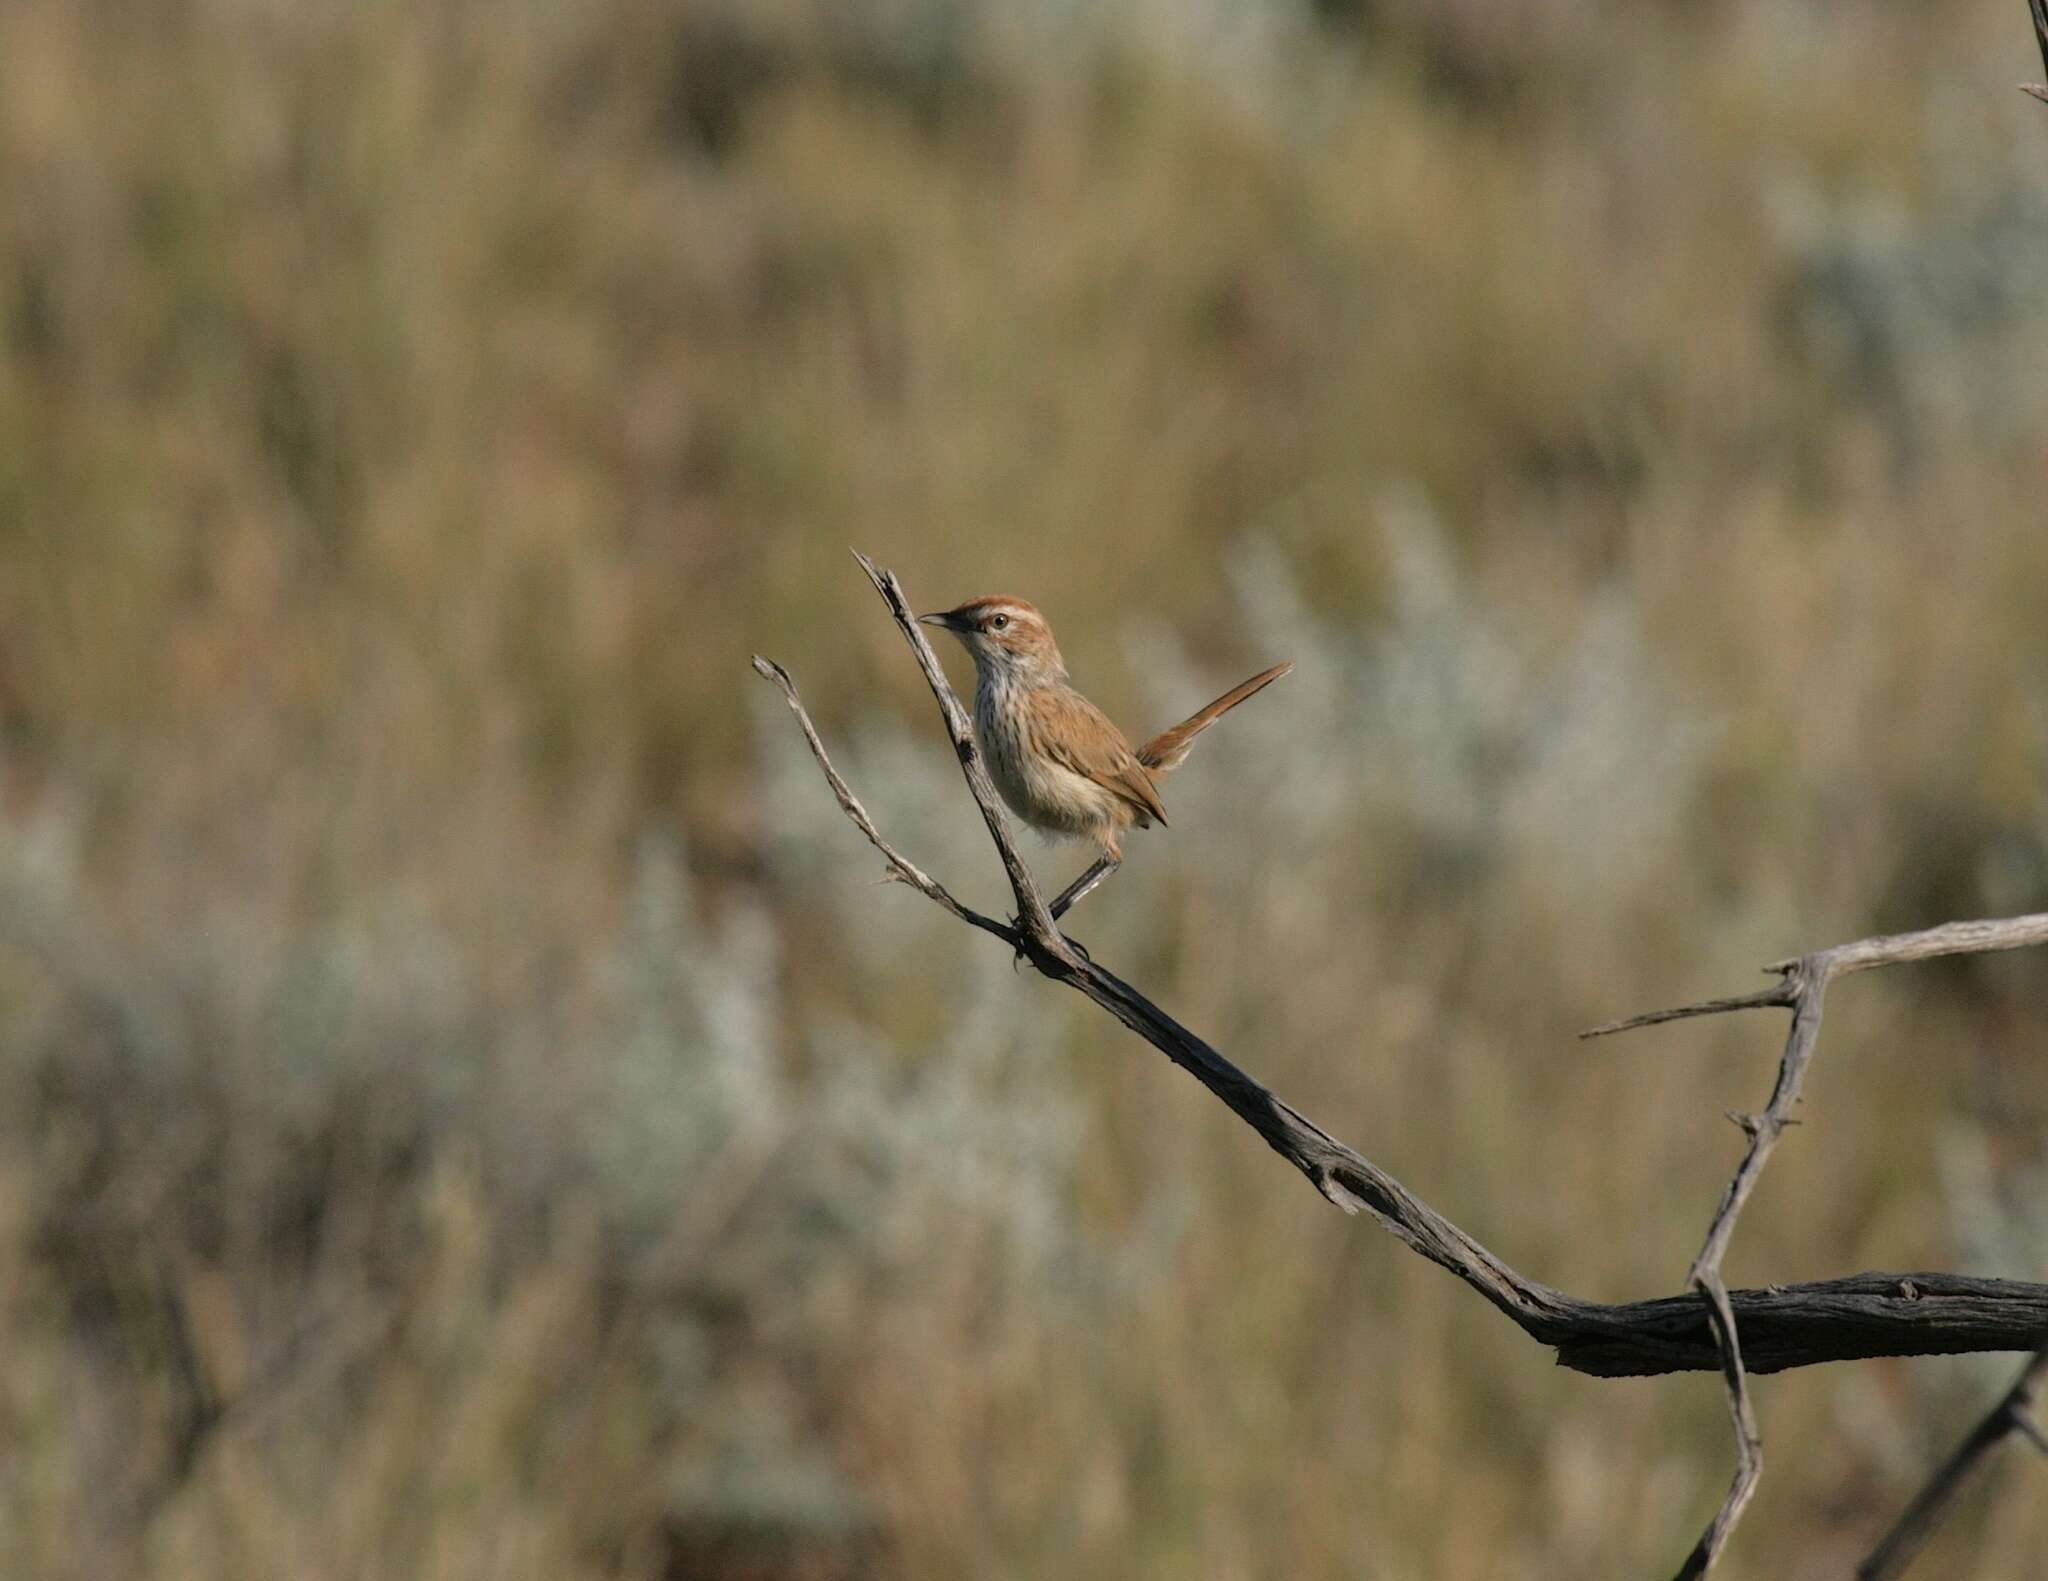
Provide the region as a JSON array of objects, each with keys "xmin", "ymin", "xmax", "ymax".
[{"xmin": 989, "ymin": 613, "xmax": 1009, "ymax": 630}]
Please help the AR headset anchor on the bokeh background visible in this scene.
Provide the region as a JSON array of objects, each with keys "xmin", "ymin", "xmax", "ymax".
[{"xmin": 4, "ymin": 0, "xmax": 2048, "ymax": 1576}]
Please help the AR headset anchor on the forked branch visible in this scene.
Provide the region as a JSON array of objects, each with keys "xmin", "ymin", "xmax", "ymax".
[
  {"xmin": 2026, "ymin": 0, "xmax": 2048, "ymax": 101},
  {"xmin": 1587, "ymin": 917, "xmax": 2048, "ymax": 1574},
  {"xmin": 754, "ymin": 553, "xmax": 2048, "ymax": 1579}
]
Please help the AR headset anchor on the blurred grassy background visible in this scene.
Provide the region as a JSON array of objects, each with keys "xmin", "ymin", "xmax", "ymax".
[{"xmin": 3, "ymin": 0, "xmax": 2048, "ymax": 1575}]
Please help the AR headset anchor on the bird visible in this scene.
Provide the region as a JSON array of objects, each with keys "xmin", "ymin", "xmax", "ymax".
[{"xmin": 918, "ymin": 595, "xmax": 1291, "ymax": 923}]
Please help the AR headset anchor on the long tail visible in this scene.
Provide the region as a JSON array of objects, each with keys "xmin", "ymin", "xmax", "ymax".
[{"xmin": 1137, "ymin": 662, "xmax": 1293, "ymax": 773}]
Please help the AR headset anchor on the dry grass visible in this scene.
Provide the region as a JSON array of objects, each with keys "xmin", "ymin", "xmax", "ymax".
[{"xmin": 3, "ymin": 0, "xmax": 2048, "ymax": 1575}]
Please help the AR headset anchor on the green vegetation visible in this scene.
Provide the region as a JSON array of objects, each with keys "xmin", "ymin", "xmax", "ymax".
[{"xmin": 2, "ymin": 0, "xmax": 2047, "ymax": 1574}]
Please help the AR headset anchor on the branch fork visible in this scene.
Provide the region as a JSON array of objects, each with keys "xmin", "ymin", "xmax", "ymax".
[{"xmin": 755, "ymin": 552, "xmax": 2048, "ymax": 1578}]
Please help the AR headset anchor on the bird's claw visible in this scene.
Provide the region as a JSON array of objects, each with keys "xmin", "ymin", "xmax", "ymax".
[{"xmin": 1007, "ymin": 919, "xmax": 1090, "ymax": 969}]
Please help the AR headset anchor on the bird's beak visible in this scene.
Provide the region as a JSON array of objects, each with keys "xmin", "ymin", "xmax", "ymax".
[{"xmin": 918, "ymin": 610, "xmax": 970, "ymax": 633}]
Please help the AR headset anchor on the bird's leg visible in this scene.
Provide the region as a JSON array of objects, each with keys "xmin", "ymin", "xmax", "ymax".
[
  {"xmin": 1049, "ymin": 853, "xmax": 1121, "ymax": 921},
  {"xmin": 1006, "ymin": 854, "xmax": 1119, "ymax": 969}
]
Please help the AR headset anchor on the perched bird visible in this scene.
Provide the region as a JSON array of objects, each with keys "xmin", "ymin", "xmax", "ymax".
[{"xmin": 919, "ymin": 595, "xmax": 1291, "ymax": 920}]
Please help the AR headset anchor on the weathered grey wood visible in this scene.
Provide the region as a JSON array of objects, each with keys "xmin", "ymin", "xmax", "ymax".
[
  {"xmin": 754, "ymin": 553, "xmax": 2048, "ymax": 1579},
  {"xmin": 2027, "ymin": 0, "xmax": 2048, "ymax": 100},
  {"xmin": 1672, "ymin": 1279, "xmax": 1761, "ymax": 1581},
  {"xmin": 1858, "ymin": 1343, "xmax": 2048, "ymax": 1580},
  {"xmin": 1667, "ymin": 963, "xmax": 1818, "ymax": 1578},
  {"xmin": 1590, "ymin": 917, "xmax": 2048, "ymax": 1578},
  {"xmin": 752, "ymin": 654, "xmax": 1020, "ymax": 949},
  {"xmin": 1556, "ymin": 1274, "xmax": 2048, "ymax": 1377},
  {"xmin": 1580, "ymin": 981, "xmax": 1792, "ymax": 1038},
  {"xmin": 1804, "ymin": 914, "xmax": 2048, "ymax": 975}
]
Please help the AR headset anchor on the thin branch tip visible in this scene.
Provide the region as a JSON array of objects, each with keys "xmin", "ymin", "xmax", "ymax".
[
  {"xmin": 1580, "ymin": 982, "xmax": 1792, "ymax": 1040},
  {"xmin": 850, "ymin": 548, "xmax": 894, "ymax": 597}
]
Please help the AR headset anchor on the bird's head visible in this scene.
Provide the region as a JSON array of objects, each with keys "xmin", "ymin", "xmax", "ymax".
[{"xmin": 918, "ymin": 596, "xmax": 1067, "ymax": 685}]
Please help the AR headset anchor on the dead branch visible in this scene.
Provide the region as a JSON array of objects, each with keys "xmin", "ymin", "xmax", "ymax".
[
  {"xmin": 1672, "ymin": 1279, "xmax": 1761, "ymax": 1581},
  {"xmin": 2027, "ymin": 0, "xmax": 2048, "ymax": 100},
  {"xmin": 753, "ymin": 654, "xmax": 1019, "ymax": 949},
  {"xmin": 754, "ymin": 553, "xmax": 2048, "ymax": 1579},
  {"xmin": 1858, "ymin": 1343, "xmax": 2048, "ymax": 1580},
  {"xmin": 1586, "ymin": 914, "xmax": 2048, "ymax": 1573}
]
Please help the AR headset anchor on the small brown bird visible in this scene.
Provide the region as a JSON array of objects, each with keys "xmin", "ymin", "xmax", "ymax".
[{"xmin": 919, "ymin": 596, "xmax": 1291, "ymax": 920}]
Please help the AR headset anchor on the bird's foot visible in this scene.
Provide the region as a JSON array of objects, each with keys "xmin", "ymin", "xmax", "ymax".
[{"xmin": 1007, "ymin": 919, "xmax": 1091, "ymax": 969}]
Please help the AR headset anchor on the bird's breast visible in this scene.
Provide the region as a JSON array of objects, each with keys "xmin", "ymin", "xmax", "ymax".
[{"xmin": 974, "ymin": 674, "xmax": 1121, "ymax": 839}]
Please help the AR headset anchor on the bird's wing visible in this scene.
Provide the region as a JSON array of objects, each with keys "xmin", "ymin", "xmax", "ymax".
[
  {"xmin": 1026, "ymin": 686, "xmax": 1169, "ymax": 827},
  {"xmin": 1138, "ymin": 662, "xmax": 1293, "ymax": 773}
]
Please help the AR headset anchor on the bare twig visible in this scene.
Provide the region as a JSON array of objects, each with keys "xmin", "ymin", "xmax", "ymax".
[
  {"xmin": 2027, "ymin": 0, "xmax": 2048, "ymax": 100},
  {"xmin": 1673, "ymin": 1278, "xmax": 1763, "ymax": 1580},
  {"xmin": 1587, "ymin": 918, "xmax": 2048, "ymax": 1577},
  {"xmin": 1858, "ymin": 1343, "xmax": 2048, "ymax": 1580},
  {"xmin": 752, "ymin": 655, "xmax": 1019, "ymax": 948},
  {"xmin": 1791, "ymin": 914, "xmax": 2048, "ymax": 974},
  {"xmin": 1580, "ymin": 980, "xmax": 1793, "ymax": 1039},
  {"xmin": 755, "ymin": 554, "xmax": 2048, "ymax": 1579}
]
